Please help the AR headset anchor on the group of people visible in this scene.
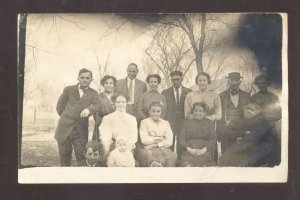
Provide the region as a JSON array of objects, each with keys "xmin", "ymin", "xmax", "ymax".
[{"xmin": 55, "ymin": 63, "xmax": 281, "ymax": 167}]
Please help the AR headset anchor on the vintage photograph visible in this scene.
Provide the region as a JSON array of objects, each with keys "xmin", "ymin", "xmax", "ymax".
[{"xmin": 18, "ymin": 13, "xmax": 288, "ymax": 183}]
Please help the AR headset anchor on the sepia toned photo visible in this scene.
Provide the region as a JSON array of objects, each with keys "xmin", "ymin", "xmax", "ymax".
[{"xmin": 18, "ymin": 13, "xmax": 288, "ymax": 183}]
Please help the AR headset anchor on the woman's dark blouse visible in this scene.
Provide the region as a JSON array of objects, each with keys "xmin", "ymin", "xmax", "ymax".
[
  {"xmin": 91, "ymin": 92, "xmax": 116, "ymax": 139},
  {"xmin": 178, "ymin": 118, "xmax": 216, "ymax": 153}
]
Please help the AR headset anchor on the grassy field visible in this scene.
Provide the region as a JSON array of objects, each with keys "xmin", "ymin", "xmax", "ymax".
[{"xmin": 21, "ymin": 109, "xmax": 94, "ymax": 167}]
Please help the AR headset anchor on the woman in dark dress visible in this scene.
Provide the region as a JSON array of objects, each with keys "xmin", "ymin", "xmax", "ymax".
[
  {"xmin": 178, "ymin": 102, "xmax": 217, "ymax": 167},
  {"xmin": 92, "ymin": 75, "xmax": 117, "ymax": 141},
  {"xmin": 218, "ymin": 102, "xmax": 279, "ymax": 167}
]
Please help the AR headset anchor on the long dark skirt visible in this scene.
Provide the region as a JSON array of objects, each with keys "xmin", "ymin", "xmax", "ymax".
[
  {"xmin": 136, "ymin": 147, "xmax": 177, "ymax": 167},
  {"xmin": 179, "ymin": 151, "xmax": 216, "ymax": 167},
  {"xmin": 218, "ymin": 142, "xmax": 277, "ymax": 167}
]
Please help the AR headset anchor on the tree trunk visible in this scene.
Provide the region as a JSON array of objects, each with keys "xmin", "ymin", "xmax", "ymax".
[
  {"xmin": 195, "ymin": 54, "xmax": 203, "ymax": 73},
  {"xmin": 196, "ymin": 13, "xmax": 207, "ymax": 73},
  {"xmin": 34, "ymin": 107, "xmax": 37, "ymax": 123}
]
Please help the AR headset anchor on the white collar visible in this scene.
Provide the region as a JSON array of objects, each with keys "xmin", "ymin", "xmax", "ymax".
[
  {"xmin": 127, "ymin": 77, "xmax": 136, "ymax": 82},
  {"xmin": 173, "ymin": 86, "xmax": 182, "ymax": 91},
  {"xmin": 78, "ymin": 84, "xmax": 89, "ymax": 90},
  {"xmin": 150, "ymin": 118, "xmax": 162, "ymax": 124},
  {"xmin": 115, "ymin": 110, "xmax": 127, "ymax": 115},
  {"xmin": 86, "ymin": 160, "xmax": 96, "ymax": 167}
]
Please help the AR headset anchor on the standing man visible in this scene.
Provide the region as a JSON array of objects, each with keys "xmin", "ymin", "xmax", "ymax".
[
  {"xmin": 162, "ymin": 71, "xmax": 192, "ymax": 155},
  {"xmin": 217, "ymin": 72, "xmax": 251, "ymax": 154},
  {"xmin": 116, "ymin": 63, "xmax": 147, "ymax": 118},
  {"xmin": 55, "ymin": 68, "xmax": 98, "ymax": 166},
  {"xmin": 251, "ymin": 74, "xmax": 281, "ymax": 122}
]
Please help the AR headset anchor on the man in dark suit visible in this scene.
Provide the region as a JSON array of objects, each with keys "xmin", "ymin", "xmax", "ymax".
[
  {"xmin": 116, "ymin": 63, "xmax": 147, "ymax": 118},
  {"xmin": 217, "ymin": 72, "xmax": 251, "ymax": 154},
  {"xmin": 55, "ymin": 68, "xmax": 98, "ymax": 166},
  {"xmin": 162, "ymin": 71, "xmax": 192, "ymax": 155}
]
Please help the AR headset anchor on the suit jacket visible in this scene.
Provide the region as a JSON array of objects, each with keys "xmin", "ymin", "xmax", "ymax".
[
  {"xmin": 116, "ymin": 78, "xmax": 147, "ymax": 116},
  {"xmin": 55, "ymin": 84, "xmax": 98, "ymax": 143},
  {"xmin": 219, "ymin": 89, "xmax": 251, "ymax": 121},
  {"xmin": 162, "ymin": 86, "xmax": 192, "ymax": 122},
  {"xmin": 216, "ymin": 89, "xmax": 251, "ymax": 152}
]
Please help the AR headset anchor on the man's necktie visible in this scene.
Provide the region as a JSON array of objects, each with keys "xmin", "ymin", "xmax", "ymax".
[
  {"xmin": 175, "ymin": 88, "xmax": 180, "ymax": 105},
  {"xmin": 80, "ymin": 86, "xmax": 88, "ymax": 97}
]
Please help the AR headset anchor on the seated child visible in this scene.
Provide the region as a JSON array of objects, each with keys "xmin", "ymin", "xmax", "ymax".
[
  {"xmin": 75, "ymin": 140, "xmax": 104, "ymax": 167},
  {"xmin": 106, "ymin": 137, "xmax": 136, "ymax": 167}
]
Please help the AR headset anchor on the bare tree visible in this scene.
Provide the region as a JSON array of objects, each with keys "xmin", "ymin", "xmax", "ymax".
[
  {"xmin": 103, "ymin": 13, "xmax": 236, "ymax": 76},
  {"xmin": 239, "ymin": 51, "xmax": 262, "ymax": 94},
  {"xmin": 144, "ymin": 25, "xmax": 195, "ymax": 88},
  {"xmin": 155, "ymin": 14, "xmax": 235, "ymax": 73},
  {"xmin": 91, "ymin": 51, "xmax": 110, "ymax": 92}
]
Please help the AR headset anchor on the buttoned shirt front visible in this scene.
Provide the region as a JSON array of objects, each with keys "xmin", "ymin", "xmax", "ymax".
[
  {"xmin": 127, "ymin": 78, "xmax": 135, "ymax": 105},
  {"xmin": 173, "ymin": 86, "xmax": 182, "ymax": 104},
  {"xmin": 230, "ymin": 92, "xmax": 239, "ymax": 108}
]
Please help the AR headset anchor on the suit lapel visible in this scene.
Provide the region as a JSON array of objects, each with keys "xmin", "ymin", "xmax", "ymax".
[
  {"xmin": 168, "ymin": 87, "xmax": 177, "ymax": 107},
  {"xmin": 134, "ymin": 79, "xmax": 138, "ymax": 99},
  {"xmin": 124, "ymin": 78, "xmax": 129, "ymax": 96},
  {"xmin": 179, "ymin": 87, "xmax": 186, "ymax": 105},
  {"xmin": 73, "ymin": 85, "xmax": 81, "ymax": 100}
]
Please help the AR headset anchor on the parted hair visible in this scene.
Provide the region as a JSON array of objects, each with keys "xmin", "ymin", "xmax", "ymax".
[
  {"xmin": 192, "ymin": 102, "xmax": 208, "ymax": 113},
  {"xmin": 78, "ymin": 68, "xmax": 93, "ymax": 77},
  {"xmin": 146, "ymin": 74, "xmax": 161, "ymax": 84},
  {"xmin": 100, "ymin": 75, "xmax": 117, "ymax": 86},
  {"xmin": 170, "ymin": 70, "xmax": 183, "ymax": 77},
  {"xmin": 111, "ymin": 93, "xmax": 130, "ymax": 104},
  {"xmin": 149, "ymin": 101, "xmax": 163, "ymax": 111},
  {"xmin": 85, "ymin": 141, "xmax": 101, "ymax": 152},
  {"xmin": 195, "ymin": 72, "xmax": 211, "ymax": 84}
]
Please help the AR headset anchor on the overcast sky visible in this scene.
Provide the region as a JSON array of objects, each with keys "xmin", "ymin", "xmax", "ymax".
[{"xmin": 23, "ymin": 13, "xmax": 266, "ymax": 107}]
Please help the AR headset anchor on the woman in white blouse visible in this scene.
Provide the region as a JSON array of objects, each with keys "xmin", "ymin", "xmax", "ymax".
[
  {"xmin": 99, "ymin": 94, "xmax": 138, "ymax": 160},
  {"xmin": 137, "ymin": 101, "xmax": 177, "ymax": 167},
  {"xmin": 184, "ymin": 72, "xmax": 221, "ymax": 121}
]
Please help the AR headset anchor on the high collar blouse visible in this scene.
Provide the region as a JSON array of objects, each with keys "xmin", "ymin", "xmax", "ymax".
[
  {"xmin": 184, "ymin": 89, "xmax": 221, "ymax": 121},
  {"xmin": 139, "ymin": 117, "xmax": 173, "ymax": 149},
  {"xmin": 99, "ymin": 110, "xmax": 138, "ymax": 148}
]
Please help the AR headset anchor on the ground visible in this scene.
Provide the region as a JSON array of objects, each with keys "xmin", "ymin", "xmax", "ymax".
[{"xmin": 20, "ymin": 109, "xmax": 95, "ymax": 167}]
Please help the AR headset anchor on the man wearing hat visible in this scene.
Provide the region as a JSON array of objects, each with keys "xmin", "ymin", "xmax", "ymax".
[{"xmin": 217, "ymin": 72, "xmax": 251, "ymax": 154}]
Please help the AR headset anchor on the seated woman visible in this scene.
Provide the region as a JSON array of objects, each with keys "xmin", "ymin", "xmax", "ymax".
[
  {"xmin": 178, "ymin": 102, "xmax": 216, "ymax": 167},
  {"xmin": 218, "ymin": 102, "xmax": 279, "ymax": 167},
  {"xmin": 99, "ymin": 94, "xmax": 138, "ymax": 160},
  {"xmin": 136, "ymin": 101, "xmax": 177, "ymax": 167}
]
